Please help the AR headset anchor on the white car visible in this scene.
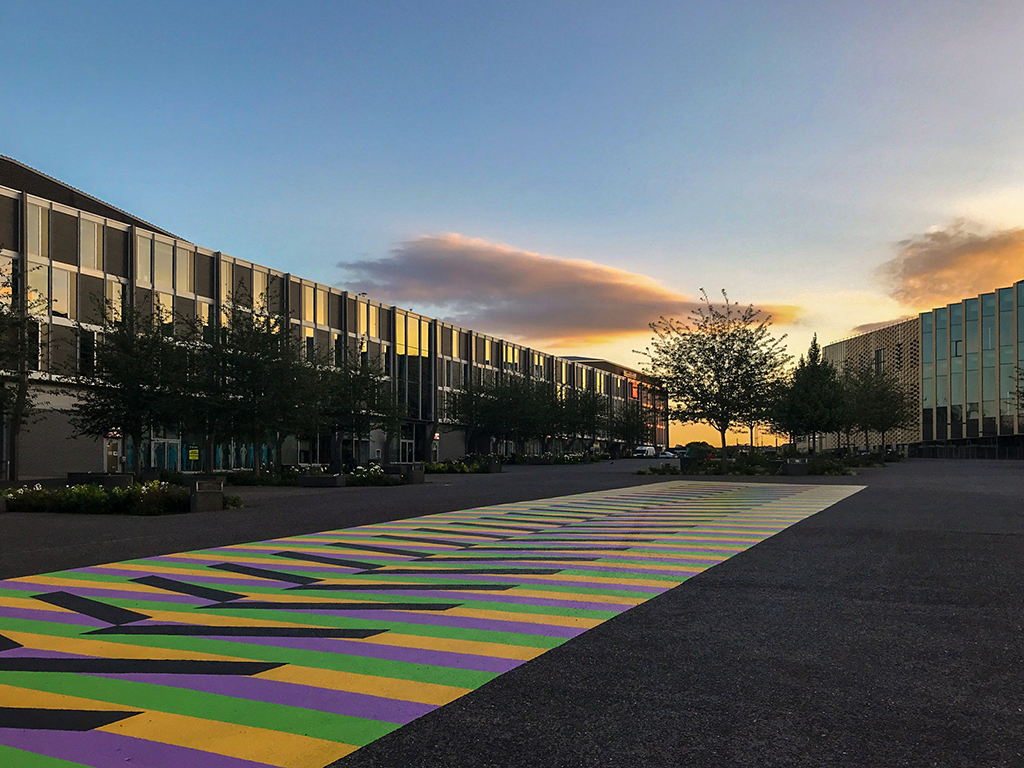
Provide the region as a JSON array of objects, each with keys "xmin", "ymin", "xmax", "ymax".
[
  {"xmin": 632, "ymin": 446, "xmax": 656, "ymax": 457},
  {"xmin": 658, "ymin": 450, "xmax": 677, "ymax": 458}
]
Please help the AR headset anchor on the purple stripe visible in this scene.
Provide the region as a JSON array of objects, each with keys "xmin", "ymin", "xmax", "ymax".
[
  {"xmin": 177, "ymin": 634, "xmax": 520, "ymax": 674},
  {"xmin": 1, "ymin": 581, "xmax": 205, "ymax": 605},
  {"xmin": 302, "ymin": 609, "xmax": 586, "ymax": 638},
  {"xmin": 94, "ymin": 673, "xmax": 433, "ymax": 724},
  {"xmin": 447, "ymin": 572, "xmax": 668, "ymax": 593},
  {"xmin": 0, "ymin": 728, "xmax": 289, "ymax": 768},
  {"xmin": 359, "ymin": 589, "xmax": 629, "ymax": 613},
  {"xmin": 0, "ymin": 605, "xmax": 108, "ymax": 627}
]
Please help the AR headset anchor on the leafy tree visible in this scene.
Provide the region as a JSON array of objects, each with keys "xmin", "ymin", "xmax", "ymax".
[
  {"xmin": 643, "ymin": 289, "xmax": 789, "ymax": 470},
  {"xmin": 0, "ymin": 258, "xmax": 42, "ymax": 480},
  {"xmin": 69, "ymin": 300, "xmax": 187, "ymax": 477},
  {"xmin": 848, "ymin": 359, "xmax": 916, "ymax": 453},
  {"xmin": 609, "ymin": 400, "xmax": 654, "ymax": 449},
  {"xmin": 781, "ymin": 335, "xmax": 844, "ymax": 452},
  {"xmin": 326, "ymin": 347, "xmax": 400, "ymax": 465}
]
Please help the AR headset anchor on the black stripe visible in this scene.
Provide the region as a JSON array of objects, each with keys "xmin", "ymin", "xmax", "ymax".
[
  {"xmin": 329, "ymin": 542, "xmax": 433, "ymax": 557},
  {"xmin": 205, "ymin": 601, "xmax": 461, "ymax": 611},
  {"xmin": 0, "ymin": 707, "xmax": 140, "ymax": 731},
  {"xmin": 131, "ymin": 575, "xmax": 243, "ymax": 602},
  {"xmin": 32, "ymin": 592, "xmax": 148, "ymax": 626},
  {"xmin": 0, "ymin": 634, "xmax": 22, "ymax": 652},
  {"xmin": 274, "ymin": 551, "xmax": 378, "ymax": 569},
  {"xmin": 86, "ymin": 626, "xmax": 386, "ymax": 638},
  {"xmin": 209, "ymin": 562, "xmax": 319, "ymax": 585},
  {"xmin": 0, "ymin": 659, "xmax": 283, "ymax": 674},
  {"xmin": 457, "ymin": 523, "xmax": 541, "ymax": 532}
]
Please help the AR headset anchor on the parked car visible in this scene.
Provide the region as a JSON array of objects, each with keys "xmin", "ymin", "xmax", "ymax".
[
  {"xmin": 632, "ymin": 446, "xmax": 657, "ymax": 457},
  {"xmin": 658, "ymin": 450, "xmax": 677, "ymax": 458}
]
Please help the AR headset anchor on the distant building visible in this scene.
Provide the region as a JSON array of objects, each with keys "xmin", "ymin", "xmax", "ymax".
[
  {"xmin": 0, "ymin": 157, "xmax": 667, "ymax": 479},
  {"xmin": 813, "ymin": 283, "xmax": 1024, "ymax": 452}
]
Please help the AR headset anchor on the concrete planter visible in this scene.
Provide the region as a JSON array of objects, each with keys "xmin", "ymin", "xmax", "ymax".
[
  {"xmin": 487, "ymin": 458, "xmax": 503, "ymax": 473},
  {"xmin": 297, "ymin": 475, "xmax": 346, "ymax": 488},
  {"xmin": 191, "ymin": 479, "xmax": 224, "ymax": 514},
  {"xmin": 786, "ymin": 458, "xmax": 809, "ymax": 476},
  {"xmin": 402, "ymin": 466, "xmax": 425, "ymax": 485}
]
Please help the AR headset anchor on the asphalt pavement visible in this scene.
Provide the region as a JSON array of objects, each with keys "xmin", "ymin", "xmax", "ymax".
[{"xmin": 2, "ymin": 458, "xmax": 1020, "ymax": 767}]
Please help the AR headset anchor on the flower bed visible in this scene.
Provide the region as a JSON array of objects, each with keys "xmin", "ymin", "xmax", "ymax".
[
  {"xmin": 346, "ymin": 465, "xmax": 405, "ymax": 487},
  {"xmin": 0, "ymin": 482, "xmax": 242, "ymax": 515}
]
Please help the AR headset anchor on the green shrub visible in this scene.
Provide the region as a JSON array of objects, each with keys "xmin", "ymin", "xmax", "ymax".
[{"xmin": 1, "ymin": 481, "xmax": 240, "ymax": 515}]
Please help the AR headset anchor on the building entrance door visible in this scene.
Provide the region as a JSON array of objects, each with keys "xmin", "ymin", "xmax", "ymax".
[
  {"xmin": 105, "ymin": 440, "xmax": 120, "ymax": 473},
  {"xmin": 400, "ymin": 439, "xmax": 415, "ymax": 463}
]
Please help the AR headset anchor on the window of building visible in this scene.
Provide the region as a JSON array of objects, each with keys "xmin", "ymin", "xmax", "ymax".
[
  {"xmin": 136, "ymin": 235, "xmax": 152, "ymax": 284},
  {"xmin": 106, "ymin": 281, "xmax": 124, "ymax": 322},
  {"xmin": 874, "ymin": 348, "xmax": 885, "ymax": 375},
  {"xmin": 154, "ymin": 241, "xmax": 173, "ymax": 289},
  {"xmin": 51, "ymin": 268, "xmax": 75, "ymax": 319},
  {"xmin": 317, "ymin": 289, "xmax": 328, "ymax": 326},
  {"xmin": 357, "ymin": 300, "xmax": 367, "ymax": 336},
  {"xmin": 221, "ymin": 263, "xmax": 233, "ymax": 304},
  {"xmin": 302, "ymin": 284, "xmax": 314, "ymax": 323},
  {"xmin": 176, "ymin": 246, "xmax": 194, "ymax": 293},
  {"xmin": 27, "ymin": 204, "xmax": 49, "ymax": 260},
  {"xmin": 0, "ymin": 255, "xmax": 11, "ymax": 307},
  {"xmin": 26, "ymin": 263, "xmax": 48, "ymax": 315},
  {"xmin": 156, "ymin": 293, "xmax": 174, "ymax": 327},
  {"xmin": 253, "ymin": 270, "xmax": 268, "ymax": 309},
  {"xmin": 369, "ymin": 305, "xmax": 379, "ymax": 338},
  {"xmin": 81, "ymin": 219, "xmax": 102, "ymax": 272},
  {"xmin": 396, "ymin": 312, "xmax": 406, "ymax": 355}
]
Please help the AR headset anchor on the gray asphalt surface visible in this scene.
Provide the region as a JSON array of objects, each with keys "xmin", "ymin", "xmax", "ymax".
[
  {"xmin": 328, "ymin": 460, "xmax": 1023, "ymax": 768},
  {"xmin": 2, "ymin": 459, "xmax": 1020, "ymax": 766}
]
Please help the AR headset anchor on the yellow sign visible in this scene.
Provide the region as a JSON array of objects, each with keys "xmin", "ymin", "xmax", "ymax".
[{"xmin": 188, "ymin": 449, "xmax": 200, "ymax": 461}]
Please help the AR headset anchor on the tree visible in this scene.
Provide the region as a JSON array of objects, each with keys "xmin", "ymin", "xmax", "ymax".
[
  {"xmin": 0, "ymin": 258, "xmax": 42, "ymax": 481},
  {"xmin": 326, "ymin": 347, "xmax": 400, "ymax": 465},
  {"xmin": 643, "ymin": 289, "xmax": 790, "ymax": 470},
  {"xmin": 609, "ymin": 400, "xmax": 654, "ymax": 450},
  {"xmin": 783, "ymin": 335, "xmax": 844, "ymax": 452},
  {"xmin": 69, "ymin": 300, "xmax": 187, "ymax": 477},
  {"xmin": 850, "ymin": 360, "xmax": 916, "ymax": 453}
]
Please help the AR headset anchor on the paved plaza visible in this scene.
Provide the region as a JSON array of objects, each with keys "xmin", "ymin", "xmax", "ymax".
[{"xmin": 0, "ymin": 460, "xmax": 1021, "ymax": 766}]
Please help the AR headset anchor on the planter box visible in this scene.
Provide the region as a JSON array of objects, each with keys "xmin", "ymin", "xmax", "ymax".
[
  {"xmin": 402, "ymin": 466, "xmax": 425, "ymax": 485},
  {"xmin": 487, "ymin": 458, "xmax": 502, "ymax": 473},
  {"xmin": 191, "ymin": 479, "xmax": 224, "ymax": 513},
  {"xmin": 297, "ymin": 475, "xmax": 346, "ymax": 488},
  {"xmin": 786, "ymin": 459, "xmax": 809, "ymax": 476}
]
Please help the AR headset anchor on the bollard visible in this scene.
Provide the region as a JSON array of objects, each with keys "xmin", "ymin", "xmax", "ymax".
[{"xmin": 191, "ymin": 479, "xmax": 224, "ymax": 513}]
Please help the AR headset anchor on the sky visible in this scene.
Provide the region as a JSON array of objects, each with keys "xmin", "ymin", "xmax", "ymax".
[{"xmin": 3, "ymin": 1, "xmax": 1024, "ymax": 444}]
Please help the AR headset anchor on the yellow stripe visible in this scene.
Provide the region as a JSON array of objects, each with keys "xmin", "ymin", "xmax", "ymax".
[
  {"xmin": 0, "ymin": 595, "xmax": 78, "ymax": 615},
  {"xmin": 8, "ymin": 575, "xmax": 182, "ymax": 596},
  {"xmin": 256, "ymin": 665, "xmax": 470, "ymax": 706},
  {"xmin": 3, "ymin": 631, "xmax": 250, "ymax": 662},
  {"xmin": 442, "ymin": 607, "xmax": 602, "ymax": 629},
  {"xmin": 355, "ymin": 632, "xmax": 545, "ymax": 661},
  {"xmin": 97, "ymin": 710, "xmax": 354, "ymax": 768},
  {"xmin": 501, "ymin": 588, "xmax": 643, "ymax": 606},
  {"xmin": 514, "ymin": 573, "xmax": 683, "ymax": 588},
  {"xmin": 0, "ymin": 682, "xmax": 130, "ymax": 711}
]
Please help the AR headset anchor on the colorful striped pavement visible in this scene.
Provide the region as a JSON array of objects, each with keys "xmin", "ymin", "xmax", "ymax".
[{"xmin": 0, "ymin": 480, "xmax": 862, "ymax": 767}]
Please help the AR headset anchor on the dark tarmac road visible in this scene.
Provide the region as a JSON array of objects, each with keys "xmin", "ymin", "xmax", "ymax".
[{"xmin": 2, "ymin": 459, "xmax": 1020, "ymax": 767}]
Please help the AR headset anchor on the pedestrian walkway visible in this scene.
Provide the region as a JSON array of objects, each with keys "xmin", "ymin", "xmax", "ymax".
[{"xmin": 0, "ymin": 481, "xmax": 860, "ymax": 767}]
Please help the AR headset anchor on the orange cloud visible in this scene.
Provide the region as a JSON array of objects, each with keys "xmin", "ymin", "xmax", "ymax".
[
  {"xmin": 338, "ymin": 234, "xmax": 800, "ymax": 346},
  {"xmin": 878, "ymin": 221, "xmax": 1024, "ymax": 309}
]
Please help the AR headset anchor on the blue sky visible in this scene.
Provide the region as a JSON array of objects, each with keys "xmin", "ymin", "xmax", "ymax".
[{"xmin": 3, "ymin": 0, "xmax": 1024, "ymax": 380}]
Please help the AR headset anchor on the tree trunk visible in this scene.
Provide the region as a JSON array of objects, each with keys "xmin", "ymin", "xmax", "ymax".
[
  {"xmin": 719, "ymin": 429, "xmax": 728, "ymax": 473},
  {"xmin": 8, "ymin": 370, "xmax": 29, "ymax": 482}
]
